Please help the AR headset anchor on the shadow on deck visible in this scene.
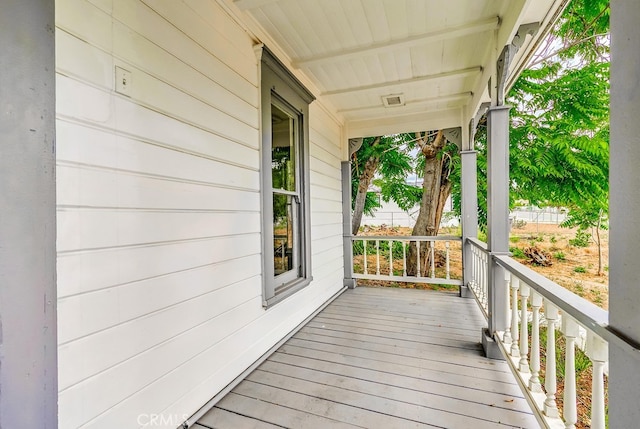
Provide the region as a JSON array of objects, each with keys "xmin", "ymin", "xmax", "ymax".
[{"xmin": 196, "ymin": 286, "xmax": 538, "ymax": 428}]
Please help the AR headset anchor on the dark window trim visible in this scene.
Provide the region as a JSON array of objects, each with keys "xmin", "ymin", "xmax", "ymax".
[{"xmin": 260, "ymin": 46, "xmax": 315, "ymax": 308}]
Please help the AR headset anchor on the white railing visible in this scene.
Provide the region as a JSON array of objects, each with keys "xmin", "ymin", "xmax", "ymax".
[
  {"xmin": 467, "ymin": 238, "xmax": 489, "ymax": 317},
  {"xmin": 493, "ymin": 255, "xmax": 610, "ymax": 429},
  {"xmin": 350, "ymin": 235, "xmax": 463, "ymax": 286},
  {"xmin": 467, "ymin": 238, "xmax": 614, "ymax": 429}
]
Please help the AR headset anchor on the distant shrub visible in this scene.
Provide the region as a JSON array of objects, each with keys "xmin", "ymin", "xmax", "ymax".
[
  {"xmin": 574, "ymin": 266, "xmax": 587, "ymax": 273},
  {"xmin": 569, "ymin": 229, "xmax": 591, "ymax": 247},
  {"xmin": 353, "ymin": 239, "xmax": 405, "ymax": 257},
  {"xmin": 554, "ymin": 251, "xmax": 566, "ymax": 260},
  {"xmin": 510, "ymin": 247, "xmax": 526, "ymax": 259},
  {"xmin": 512, "ymin": 218, "xmax": 527, "ymax": 229},
  {"xmin": 510, "ymin": 236, "xmax": 521, "ymax": 243}
]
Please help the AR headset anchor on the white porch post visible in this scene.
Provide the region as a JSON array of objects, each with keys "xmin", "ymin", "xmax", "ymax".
[
  {"xmin": 0, "ymin": 0, "xmax": 57, "ymax": 427},
  {"xmin": 461, "ymin": 122, "xmax": 478, "ymax": 299},
  {"xmin": 483, "ymin": 104, "xmax": 511, "ymax": 358},
  {"xmin": 342, "ymin": 161, "xmax": 357, "ymax": 288},
  {"xmin": 609, "ymin": 0, "xmax": 640, "ymax": 426}
]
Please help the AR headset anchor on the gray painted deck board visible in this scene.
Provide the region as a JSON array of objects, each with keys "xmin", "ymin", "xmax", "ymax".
[{"xmin": 198, "ymin": 287, "xmax": 539, "ymax": 428}]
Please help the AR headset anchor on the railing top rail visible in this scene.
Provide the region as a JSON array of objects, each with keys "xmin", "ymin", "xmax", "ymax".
[
  {"xmin": 352, "ymin": 235, "xmax": 462, "ymax": 241},
  {"xmin": 467, "ymin": 237, "xmax": 488, "ymax": 250},
  {"xmin": 494, "ymin": 254, "xmax": 640, "ymax": 362}
]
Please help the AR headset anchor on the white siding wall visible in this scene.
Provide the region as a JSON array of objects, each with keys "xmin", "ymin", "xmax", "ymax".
[{"xmin": 55, "ymin": 0, "xmax": 345, "ymax": 427}]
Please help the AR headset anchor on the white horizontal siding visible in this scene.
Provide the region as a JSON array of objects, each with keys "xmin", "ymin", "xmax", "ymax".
[
  {"xmin": 58, "ymin": 254, "xmax": 263, "ymax": 344},
  {"xmin": 311, "ymin": 183, "xmax": 343, "ymax": 203},
  {"xmin": 57, "ymin": 113, "xmax": 259, "ymax": 171},
  {"xmin": 57, "ymin": 210, "xmax": 261, "ymax": 253},
  {"xmin": 56, "ymin": 0, "xmax": 346, "ymax": 427},
  {"xmin": 58, "ymin": 233, "xmax": 262, "ymax": 298},
  {"xmin": 314, "ymin": 244, "xmax": 345, "ymax": 269}
]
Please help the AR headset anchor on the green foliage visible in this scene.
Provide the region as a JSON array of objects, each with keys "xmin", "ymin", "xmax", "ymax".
[
  {"xmin": 554, "ymin": 251, "xmax": 566, "ymax": 260},
  {"xmin": 569, "ymin": 229, "xmax": 592, "ymax": 247},
  {"xmin": 509, "ymin": 62, "xmax": 609, "ymax": 213},
  {"xmin": 352, "ymin": 239, "xmax": 406, "ymax": 257},
  {"xmin": 510, "ymin": 247, "xmax": 526, "ymax": 259},
  {"xmin": 552, "ymin": 0, "xmax": 609, "ymax": 63},
  {"xmin": 510, "ymin": 236, "xmax": 521, "ymax": 243},
  {"xmin": 574, "ymin": 266, "xmax": 587, "ymax": 273},
  {"xmin": 459, "ymin": 0, "xmax": 610, "ymax": 235},
  {"xmin": 351, "ymin": 134, "xmax": 421, "ymax": 226},
  {"xmin": 352, "ymin": 240, "xmax": 364, "ymax": 256},
  {"xmin": 376, "ymin": 239, "xmax": 406, "ymax": 256},
  {"xmin": 376, "ymin": 179, "xmax": 422, "ymax": 211}
]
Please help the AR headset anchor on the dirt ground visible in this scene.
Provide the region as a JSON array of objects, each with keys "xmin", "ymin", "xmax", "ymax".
[
  {"xmin": 356, "ymin": 222, "xmax": 609, "ymax": 309},
  {"xmin": 508, "ymin": 222, "xmax": 608, "ymax": 309}
]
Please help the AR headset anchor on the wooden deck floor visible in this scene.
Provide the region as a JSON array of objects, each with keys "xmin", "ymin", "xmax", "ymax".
[{"xmin": 196, "ymin": 286, "xmax": 539, "ymax": 429}]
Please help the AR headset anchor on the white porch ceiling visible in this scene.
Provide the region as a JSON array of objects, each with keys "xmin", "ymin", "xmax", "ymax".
[{"xmin": 228, "ymin": 0, "xmax": 567, "ymax": 137}]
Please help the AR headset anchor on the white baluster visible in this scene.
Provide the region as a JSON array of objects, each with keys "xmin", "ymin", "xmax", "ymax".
[
  {"xmin": 585, "ymin": 331, "xmax": 608, "ymax": 429},
  {"xmin": 445, "ymin": 241, "xmax": 450, "ymax": 279},
  {"xmin": 471, "ymin": 247, "xmax": 477, "ymax": 291},
  {"xmin": 482, "ymin": 253, "xmax": 488, "ymax": 308},
  {"xmin": 503, "ymin": 271, "xmax": 513, "ymax": 345},
  {"xmin": 416, "ymin": 241, "xmax": 421, "ymax": 277},
  {"xmin": 529, "ymin": 291, "xmax": 543, "ymax": 393},
  {"xmin": 561, "ymin": 316, "xmax": 580, "ymax": 429},
  {"xmin": 430, "ymin": 241, "xmax": 435, "ymax": 278},
  {"xmin": 376, "ymin": 239, "xmax": 380, "ymax": 275},
  {"xmin": 519, "ymin": 283, "xmax": 530, "ymax": 373},
  {"xmin": 402, "ymin": 240, "xmax": 407, "ymax": 277},
  {"xmin": 543, "ymin": 301, "xmax": 559, "ymax": 418},
  {"xmin": 363, "ymin": 239, "xmax": 368, "ymax": 274},
  {"xmin": 389, "ymin": 240, "xmax": 393, "ymax": 276},
  {"xmin": 509, "ymin": 275, "xmax": 520, "ymax": 355},
  {"xmin": 478, "ymin": 251, "xmax": 484, "ymax": 302},
  {"xmin": 478, "ymin": 249, "xmax": 483, "ymax": 297}
]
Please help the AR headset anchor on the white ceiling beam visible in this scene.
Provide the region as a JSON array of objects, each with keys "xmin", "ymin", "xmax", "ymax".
[
  {"xmin": 322, "ymin": 67, "xmax": 481, "ymax": 96},
  {"xmin": 496, "ymin": 0, "xmax": 529, "ymax": 50},
  {"xmin": 337, "ymin": 92, "xmax": 472, "ymax": 114},
  {"xmin": 233, "ymin": 0, "xmax": 281, "ymax": 10},
  {"xmin": 292, "ymin": 17, "xmax": 500, "ymax": 69},
  {"xmin": 347, "ymin": 108, "xmax": 462, "ymax": 139}
]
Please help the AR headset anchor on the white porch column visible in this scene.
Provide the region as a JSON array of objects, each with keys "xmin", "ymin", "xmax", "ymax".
[
  {"xmin": 342, "ymin": 161, "xmax": 357, "ymax": 288},
  {"xmin": 609, "ymin": 0, "xmax": 640, "ymax": 426},
  {"xmin": 483, "ymin": 105, "xmax": 511, "ymax": 358},
  {"xmin": 0, "ymin": 1, "xmax": 57, "ymax": 428},
  {"xmin": 461, "ymin": 121, "xmax": 478, "ymax": 298}
]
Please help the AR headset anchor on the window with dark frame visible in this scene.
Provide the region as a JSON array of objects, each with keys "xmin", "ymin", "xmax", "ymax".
[{"xmin": 260, "ymin": 46, "xmax": 315, "ymax": 307}]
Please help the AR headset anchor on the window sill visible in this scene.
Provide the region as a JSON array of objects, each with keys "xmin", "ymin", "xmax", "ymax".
[{"xmin": 263, "ymin": 276, "xmax": 313, "ymax": 309}]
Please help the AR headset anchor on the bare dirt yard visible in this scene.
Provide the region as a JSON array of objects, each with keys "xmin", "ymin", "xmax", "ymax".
[{"xmin": 508, "ymin": 222, "xmax": 608, "ymax": 309}]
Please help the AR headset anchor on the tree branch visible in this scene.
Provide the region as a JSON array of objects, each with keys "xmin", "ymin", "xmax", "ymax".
[{"xmin": 528, "ymin": 33, "xmax": 609, "ymax": 68}]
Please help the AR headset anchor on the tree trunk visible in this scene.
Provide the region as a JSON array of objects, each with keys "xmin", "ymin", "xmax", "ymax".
[
  {"xmin": 595, "ymin": 211, "xmax": 603, "ymax": 276},
  {"xmin": 352, "ymin": 137, "xmax": 381, "ymax": 235},
  {"xmin": 407, "ymin": 131, "xmax": 453, "ymax": 276}
]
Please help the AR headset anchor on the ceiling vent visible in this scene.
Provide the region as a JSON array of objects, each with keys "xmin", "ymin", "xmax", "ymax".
[{"xmin": 382, "ymin": 94, "xmax": 405, "ymax": 107}]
